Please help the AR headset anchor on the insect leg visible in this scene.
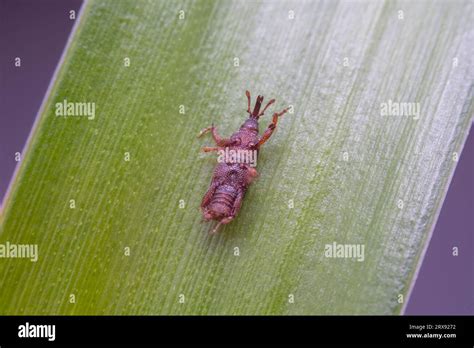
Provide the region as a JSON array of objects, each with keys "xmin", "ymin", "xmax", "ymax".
[
  {"xmin": 257, "ymin": 107, "xmax": 289, "ymax": 147},
  {"xmin": 231, "ymin": 190, "xmax": 244, "ymax": 217},
  {"xmin": 201, "ymin": 182, "xmax": 218, "ymax": 210},
  {"xmin": 210, "ymin": 221, "xmax": 223, "ymax": 234},
  {"xmin": 244, "ymin": 166, "xmax": 259, "ymax": 184},
  {"xmin": 198, "ymin": 125, "xmax": 232, "ymax": 146},
  {"xmin": 210, "ymin": 216, "xmax": 234, "ymax": 234}
]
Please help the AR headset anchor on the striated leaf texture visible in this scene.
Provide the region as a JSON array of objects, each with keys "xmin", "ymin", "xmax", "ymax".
[{"xmin": 0, "ymin": 0, "xmax": 473, "ymax": 314}]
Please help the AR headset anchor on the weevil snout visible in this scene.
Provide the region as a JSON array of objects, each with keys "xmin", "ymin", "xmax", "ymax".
[
  {"xmin": 251, "ymin": 95, "xmax": 264, "ymax": 118},
  {"xmin": 246, "ymin": 90, "xmax": 275, "ymax": 119}
]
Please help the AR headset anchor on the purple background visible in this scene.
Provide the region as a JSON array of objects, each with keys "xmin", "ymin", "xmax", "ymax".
[{"xmin": 0, "ymin": 0, "xmax": 472, "ymax": 314}]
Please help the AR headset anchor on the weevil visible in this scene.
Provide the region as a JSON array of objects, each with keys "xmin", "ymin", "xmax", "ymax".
[{"xmin": 198, "ymin": 90, "xmax": 289, "ymax": 234}]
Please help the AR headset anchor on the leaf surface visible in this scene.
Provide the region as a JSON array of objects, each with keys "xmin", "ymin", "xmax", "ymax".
[{"xmin": 0, "ymin": 0, "xmax": 473, "ymax": 314}]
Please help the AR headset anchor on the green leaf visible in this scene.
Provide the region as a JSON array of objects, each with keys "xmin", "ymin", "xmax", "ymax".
[{"xmin": 0, "ymin": 0, "xmax": 472, "ymax": 315}]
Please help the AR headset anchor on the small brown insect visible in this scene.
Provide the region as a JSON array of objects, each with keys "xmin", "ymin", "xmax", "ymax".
[{"xmin": 198, "ymin": 90, "xmax": 289, "ymax": 234}]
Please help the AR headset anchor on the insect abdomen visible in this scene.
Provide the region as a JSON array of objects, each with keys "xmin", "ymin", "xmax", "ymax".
[{"xmin": 208, "ymin": 185, "xmax": 237, "ymax": 217}]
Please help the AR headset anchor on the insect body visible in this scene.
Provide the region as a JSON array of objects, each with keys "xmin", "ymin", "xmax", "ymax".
[{"xmin": 198, "ymin": 90, "xmax": 289, "ymax": 234}]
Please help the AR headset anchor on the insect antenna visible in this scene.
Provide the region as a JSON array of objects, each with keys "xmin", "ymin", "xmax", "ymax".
[
  {"xmin": 246, "ymin": 90, "xmax": 252, "ymax": 115},
  {"xmin": 257, "ymin": 99, "xmax": 276, "ymax": 118}
]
